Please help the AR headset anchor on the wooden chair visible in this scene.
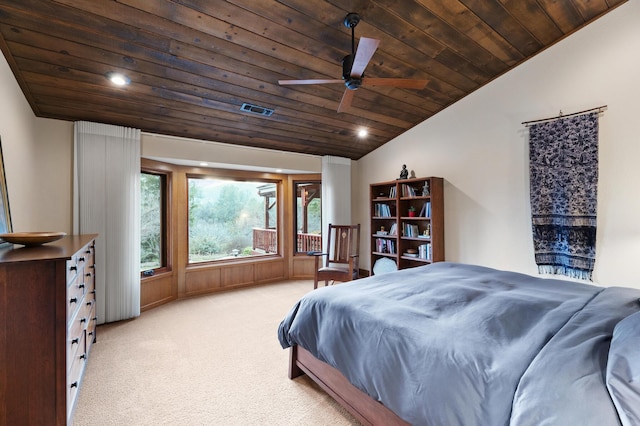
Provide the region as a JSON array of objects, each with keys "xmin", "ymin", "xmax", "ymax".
[{"xmin": 311, "ymin": 224, "xmax": 361, "ymax": 289}]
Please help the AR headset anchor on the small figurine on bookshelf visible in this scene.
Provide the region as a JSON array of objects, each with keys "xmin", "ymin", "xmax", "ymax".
[
  {"xmin": 376, "ymin": 226, "xmax": 388, "ymax": 236},
  {"xmin": 422, "ymin": 181, "xmax": 430, "ymax": 196},
  {"xmin": 398, "ymin": 164, "xmax": 409, "ymax": 180}
]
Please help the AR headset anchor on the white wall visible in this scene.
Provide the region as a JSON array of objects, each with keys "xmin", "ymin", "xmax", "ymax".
[
  {"xmin": 0, "ymin": 53, "xmax": 74, "ymax": 233},
  {"xmin": 356, "ymin": 1, "xmax": 640, "ymax": 289},
  {"xmin": 142, "ymin": 133, "xmax": 321, "ymax": 174}
]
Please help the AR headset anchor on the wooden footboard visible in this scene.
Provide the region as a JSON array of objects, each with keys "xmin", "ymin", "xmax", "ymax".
[{"xmin": 289, "ymin": 345, "xmax": 410, "ymax": 426}]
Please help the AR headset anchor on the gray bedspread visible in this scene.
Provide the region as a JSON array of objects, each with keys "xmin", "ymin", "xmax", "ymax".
[{"xmin": 277, "ymin": 262, "xmax": 640, "ymax": 426}]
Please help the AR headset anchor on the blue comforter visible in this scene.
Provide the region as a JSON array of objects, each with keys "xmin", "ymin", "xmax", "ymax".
[{"xmin": 278, "ymin": 262, "xmax": 640, "ymax": 425}]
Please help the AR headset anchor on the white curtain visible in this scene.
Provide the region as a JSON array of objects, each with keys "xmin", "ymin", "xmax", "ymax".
[
  {"xmin": 321, "ymin": 156, "xmax": 352, "ymax": 251},
  {"xmin": 74, "ymin": 121, "xmax": 140, "ymax": 324}
]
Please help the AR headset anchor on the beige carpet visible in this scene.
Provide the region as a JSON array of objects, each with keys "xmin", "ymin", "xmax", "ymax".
[{"xmin": 73, "ymin": 280, "xmax": 360, "ymax": 426}]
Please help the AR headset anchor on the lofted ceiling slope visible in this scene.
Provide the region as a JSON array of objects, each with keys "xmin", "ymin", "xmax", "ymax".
[{"xmin": 0, "ymin": 0, "xmax": 626, "ymax": 160}]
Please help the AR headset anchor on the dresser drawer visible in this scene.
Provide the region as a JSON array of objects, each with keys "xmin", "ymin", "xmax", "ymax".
[
  {"xmin": 67, "ymin": 323, "xmax": 84, "ymax": 372},
  {"xmin": 67, "ymin": 333, "xmax": 83, "ymax": 374},
  {"xmin": 86, "ymin": 303, "xmax": 97, "ymax": 351},
  {"xmin": 84, "ymin": 268, "xmax": 95, "ymax": 294},
  {"xmin": 66, "ymin": 272, "xmax": 86, "ymax": 321},
  {"xmin": 67, "ymin": 331, "xmax": 87, "ymax": 420},
  {"xmin": 84, "ymin": 286, "xmax": 96, "ymax": 332},
  {"xmin": 67, "ymin": 298, "xmax": 91, "ymax": 365},
  {"xmin": 66, "ymin": 256, "xmax": 79, "ymax": 284},
  {"xmin": 82, "ymin": 244, "xmax": 95, "ymax": 269}
]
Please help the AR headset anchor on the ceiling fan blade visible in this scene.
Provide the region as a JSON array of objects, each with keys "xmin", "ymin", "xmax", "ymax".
[
  {"xmin": 362, "ymin": 78, "xmax": 429, "ymax": 89},
  {"xmin": 350, "ymin": 37, "xmax": 380, "ymax": 77},
  {"xmin": 278, "ymin": 79, "xmax": 344, "ymax": 85},
  {"xmin": 337, "ymin": 89, "xmax": 355, "ymax": 113}
]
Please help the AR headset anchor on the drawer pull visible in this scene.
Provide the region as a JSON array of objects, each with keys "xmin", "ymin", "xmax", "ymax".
[
  {"xmin": 80, "ymin": 317, "xmax": 87, "ymax": 323},
  {"xmin": 70, "ymin": 382, "xmax": 78, "ymax": 389},
  {"xmin": 71, "ymin": 338, "xmax": 79, "ymax": 345},
  {"xmin": 69, "ymin": 297, "xmax": 78, "ymax": 304},
  {"xmin": 69, "ymin": 266, "xmax": 77, "ymax": 271},
  {"xmin": 86, "ymin": 301, "xmax": 93, "ymax": 306},
  {"xmin": 86, "ymin": 249, "xmax": 91, "ymax": 254},
  {"xmin": 92, "ymin": 317, "xmax": 97, "ymax": 321},
  {"xmin": 80, "ymin": 354, "xmax": 86, "ymax": 360},
  {"xmin": 88, "ymin": 331, "xmax": 94, "ymax": 337},
  {"xmin": 85, "ymin": 273, "xmax": 92, "ymax": 277},
  {"xmin": 79, "ymin": 257, "xmax": 85, "ymax": 262},
  {"xmin": 79, "ymin": 284, "xmax": 85, "ymax": 289},
  {"xmin": 91, "ymin": 290, "xmax": 96, "ymax": 295}
]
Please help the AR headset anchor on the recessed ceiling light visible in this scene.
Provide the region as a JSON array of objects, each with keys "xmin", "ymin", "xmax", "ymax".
[
  {"xmin": 275, "ymin": 169, "xmax": 283, "ymax": 173},
  {"xmin": 357, "ymin": 128, "xmax": 368, "ymax": 138},
  {"xmin": 106, "ymin": 71, "xmax": 130, "ymax": 86},
  {"xmin": 200, "ymin": 162, "xmax": 208, "ymax": 166}
]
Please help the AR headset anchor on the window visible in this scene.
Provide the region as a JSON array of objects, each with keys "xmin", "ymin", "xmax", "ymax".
[
  {"xmin": 188, "ymin": 176, "xmax": 279, "ymax": 263},
  {"xmin": 294, "ymin": 181, "xmax": 322, "ymax": 253},
  {"xmin": 140, "ymin": 170, "xmax": 169, "ymax": 274}
]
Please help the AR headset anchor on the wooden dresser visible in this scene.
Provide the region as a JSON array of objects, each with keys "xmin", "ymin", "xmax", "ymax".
[{"xmin": 0, "ymin": 234, "xmax": 98, "ymax": 425}]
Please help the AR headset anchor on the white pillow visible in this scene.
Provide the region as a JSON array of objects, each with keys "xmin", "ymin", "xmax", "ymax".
[{"xmin": 607, "ymin": 311, "xmax": 640, "ymax": 426}]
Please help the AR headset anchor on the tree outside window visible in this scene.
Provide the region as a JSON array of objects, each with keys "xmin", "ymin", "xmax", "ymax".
[
  {"xmin": 188, "ymin": 177, "xmax": 279, "ymax": 263},
  {"xmin": 141, "ymin": 171, "xmax": 167, "ymax": 272}
]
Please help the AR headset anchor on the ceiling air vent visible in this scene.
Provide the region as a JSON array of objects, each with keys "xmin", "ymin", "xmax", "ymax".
[{"xmin": 240, "ymin": 103, "xmax": 274, "ymax": 117}]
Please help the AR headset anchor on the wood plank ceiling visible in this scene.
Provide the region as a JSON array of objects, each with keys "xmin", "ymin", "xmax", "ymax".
[{"xmin": 0, "ymin": 0, "xmax": 625, "ymax": 160}]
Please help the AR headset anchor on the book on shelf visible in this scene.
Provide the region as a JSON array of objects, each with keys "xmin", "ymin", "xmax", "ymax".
[
  {"xmin": 374, "ymin": 203, "xmax": 392, "ymax": 217},
  {"xmin": 419, "ymin": 201, "xmax": 431, "ymax": 217},
  {"xmin": 401, "ymin": 184, "xmax": 418, "ymax": 197},
  {"xmin": 389, "ymin": 223, "xmax": 397, "ymax": 236},
  {"xmin": 402, "ymin": 222, "xmax": 420, "ymax": 237},
  {"xmin": 418, "ymin": 243, "xmax": 431, "ymax": 260},
  {"xmin": 388, "ymin": 186, "xmax": 397, "ymax": 198},
  {"xmin": 375, "ymin": 238, "xmax": 395, "ymax": 254}
]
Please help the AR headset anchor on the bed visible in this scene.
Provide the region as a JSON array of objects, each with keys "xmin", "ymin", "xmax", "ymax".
[{"xmin": 278, "ymin": 262, "xmax": 640, "ymax": 426}]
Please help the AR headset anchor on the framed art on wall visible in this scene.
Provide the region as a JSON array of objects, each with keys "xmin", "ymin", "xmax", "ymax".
[{"xmin": 0, "ymin": 137, "xmax": 13, "ymax": 245}]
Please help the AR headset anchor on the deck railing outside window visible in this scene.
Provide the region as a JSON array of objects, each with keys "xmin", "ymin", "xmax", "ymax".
[{"xmin": 252, "ymin": 228, "xmax": 321, "ymax": 253}]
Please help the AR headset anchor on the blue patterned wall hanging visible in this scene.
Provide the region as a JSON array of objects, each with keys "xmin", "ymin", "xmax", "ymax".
[{"xmin": 528, "ymin": 111, "xmax": 599, "ymax": 280}]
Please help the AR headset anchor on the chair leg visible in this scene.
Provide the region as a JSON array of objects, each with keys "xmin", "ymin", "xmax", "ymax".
[{"xmin": 314, "ymin": 277, "xmax": 318, "ymax": 290}]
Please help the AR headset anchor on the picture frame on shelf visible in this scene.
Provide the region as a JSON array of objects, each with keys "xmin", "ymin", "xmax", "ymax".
[{"xmin": 0, "ymin": 138, "xmax": 13, "ymax": 246}]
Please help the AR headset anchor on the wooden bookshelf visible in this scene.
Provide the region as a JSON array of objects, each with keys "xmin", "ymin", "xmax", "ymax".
[{"xmin": 369, "ymin": 177, "xmax": 444, "ymax": 274}]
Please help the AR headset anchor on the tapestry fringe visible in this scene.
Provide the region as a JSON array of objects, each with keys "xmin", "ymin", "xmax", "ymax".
[
  {"xmin": 531, "ymin": 216, "xmax": 597, "ymax": 227},
  {"xmin": 538, "ymin": 265, "xmax": 593, "ymax": 281}
]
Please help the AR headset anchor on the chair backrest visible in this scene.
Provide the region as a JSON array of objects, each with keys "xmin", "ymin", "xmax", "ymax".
[{"xmin": 325, "ymin": 224, "xmax": 360, "ymax": 269}]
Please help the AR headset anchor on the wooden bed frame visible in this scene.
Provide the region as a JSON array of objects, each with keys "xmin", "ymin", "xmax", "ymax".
[{"xmin": 288, "ymin": 345, "xmax": 410, "ymax": 426}]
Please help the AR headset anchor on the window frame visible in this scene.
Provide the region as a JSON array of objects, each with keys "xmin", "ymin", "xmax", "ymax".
[
  {"xmin": 140, "ymin": 167, "xmax": 172, "ymax": 278},
  {"xmin": 292, "ymin": 179, "xmax": 322, "ymax": 255},
  {"xmin": 186, "ymin": 172, "xmax": 283, "ymax": 265}
]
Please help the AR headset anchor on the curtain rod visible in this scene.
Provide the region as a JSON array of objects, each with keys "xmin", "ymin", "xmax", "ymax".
[{"xmin": 522, "ymin": 105, "xmax": 607, "ymax": 127}]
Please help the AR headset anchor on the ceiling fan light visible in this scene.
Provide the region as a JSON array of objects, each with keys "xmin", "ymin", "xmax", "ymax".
[{"xmin": 358, "ymin": 129, "xmax": 368, "ymax": 138}]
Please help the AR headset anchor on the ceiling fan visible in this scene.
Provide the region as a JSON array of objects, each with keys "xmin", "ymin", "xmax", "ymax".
[{"xmin": 278, "ymin": 13, "xmax": 429, "ymax": 113}]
